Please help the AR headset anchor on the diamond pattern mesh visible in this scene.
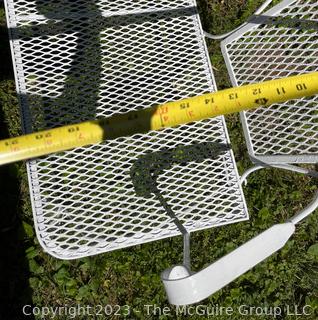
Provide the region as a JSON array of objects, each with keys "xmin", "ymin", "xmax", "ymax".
[
  {"xmin": 222, "ymin": 0, "xmax": 318, "ymax": 162},
  {"xmin": 7, "ymin": 0, "xmax": 192, "ymax": 18},
  {"xmin": 5, "ymin": 0, "xmax": 247, "ymax": 258}
]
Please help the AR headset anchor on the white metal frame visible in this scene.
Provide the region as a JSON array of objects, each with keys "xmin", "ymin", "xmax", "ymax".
[
  {"xmin": 3, "ymin": 0, "xmax": 317, "ymax": 306},
  {"xmin": 221, "ymin": 0, "xmax": 318, "ymax": 164},
  {"xmin": 161, "ymin": 0, "xmax": 318, "ymax": 305},
  {"xmin": 4, "ymin": 0, "xmax": 248, "ymax": 259}
]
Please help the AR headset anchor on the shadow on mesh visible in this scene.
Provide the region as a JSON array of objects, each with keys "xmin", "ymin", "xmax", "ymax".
[
  {"xmin": 131, "ymin": 142, "xmax": 230, "ymax": 197},
  {"xmin": 10, "ymin": 1, "xmax": 196, "ymax": 130},
  {"xmin": 130, "ymin": 141, "xmax": 230, "ymax": 231}
]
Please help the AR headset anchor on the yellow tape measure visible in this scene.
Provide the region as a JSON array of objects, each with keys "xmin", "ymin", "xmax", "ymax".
[{"xmin": 1, "ymin": 72, "xmax": 318, "ymax": 165}]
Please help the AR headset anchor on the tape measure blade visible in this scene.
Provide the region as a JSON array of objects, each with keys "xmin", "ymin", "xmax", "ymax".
[{"xmin": 0, "ymin": 72, "xmax": 317, "ymax": 165}]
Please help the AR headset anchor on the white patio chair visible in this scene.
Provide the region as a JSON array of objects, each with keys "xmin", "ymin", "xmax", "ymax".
[
  {"xmin": 222, "ymin": 0, "xmax": 318, "ymax": 172},
  {"xmin": 4, "ymin": 0, "xmax": 317, "ymax": 305},
  {"xmin": 163, "ymin": 0, "xmax": 318, "ymax": 305}
]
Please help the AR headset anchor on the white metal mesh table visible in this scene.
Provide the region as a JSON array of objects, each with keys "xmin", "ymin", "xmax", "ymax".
[{"xmin": 4, "ymin": 0, "xmax": 247, "ymax": 259}]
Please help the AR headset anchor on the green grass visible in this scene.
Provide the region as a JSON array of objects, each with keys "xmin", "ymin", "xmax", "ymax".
[{"xmin": 0, "ymin": 1, "xmax": 318, "ymax": 319}]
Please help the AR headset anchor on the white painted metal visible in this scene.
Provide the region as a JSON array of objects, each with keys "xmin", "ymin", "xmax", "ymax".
[
  {"xmin": 4, "ymin": 0, "xmax": 248, "ymax": 259},
  {"xmin": 222, "ymin": 0, "xmax": 318, "ymax": 164},
  {"xmin": 204, "ymin": 0, "xmax": 274, "ymax": 40},
  {"xmin": 162, "ymin": 222, "xmax": 296, "ymax": 305},
  {"xmin": 240, "ymin": 163, "xmax": 318, "ymax": 185},
  {"xmin": 291, "ymin": 191, "xmax": 318, "ymax": 224},
  {"xmin": 162, "ymin": 190, "xmax": 318, "ymax": 306}
]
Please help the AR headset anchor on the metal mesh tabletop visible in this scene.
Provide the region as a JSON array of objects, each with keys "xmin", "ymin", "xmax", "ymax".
[
  {"xmin": 5, "ymin": 0, "xmax": 247, "ymax": 259},
  {"xmin": 222, "ymin": 0, "xmax": 318, "ymax": 164}
]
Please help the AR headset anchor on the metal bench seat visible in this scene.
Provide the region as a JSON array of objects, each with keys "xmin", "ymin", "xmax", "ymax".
[
  {"xmin": 222, "ymin": 0, "xmax": 318, "ymax": 164},
  {"xmin": 4, "ymin": 0, "xmax": 247, "ymax": 259}
]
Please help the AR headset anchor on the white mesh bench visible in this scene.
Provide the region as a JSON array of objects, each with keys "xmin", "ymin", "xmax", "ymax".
[
  {"xmin": 4, "ymin": 0, "xmax": 318, "ymax": 305},
  {"xmin": 222, "ymin": 0, "xmax": 318, "ymax": 165},
  {"xmin": 5, "ymin": 0, "xmax": 247, "ymax": 256}
]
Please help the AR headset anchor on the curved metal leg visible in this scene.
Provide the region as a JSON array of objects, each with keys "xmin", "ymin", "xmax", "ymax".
[
  {"xmin": 203, "ymin": 0, "xmax": 274, "ymax": 40},
  {"xmin": 240, "ymin": 163, "xmax": 318, "ymax": 185}
]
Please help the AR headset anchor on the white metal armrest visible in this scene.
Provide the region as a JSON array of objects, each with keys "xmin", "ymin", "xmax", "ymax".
[{"xmin": 162, "ymin": 190, "xmax": 318, "ymax": 305}]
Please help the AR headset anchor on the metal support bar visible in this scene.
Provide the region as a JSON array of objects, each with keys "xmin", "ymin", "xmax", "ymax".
[
  {"xmin": 240, "ymin": 162, "xmax": 318, "ymax": 186},
  {"xmin": 203, "ymin": 0, "xmax": 274, "ymax": 40},
  {"xmin": 290, "ymin": 191, "xmax": 318, "ymax": 224},
  {"xmin": 162, "ymin": 190, "xmax": 318, "ymax": 305}
]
